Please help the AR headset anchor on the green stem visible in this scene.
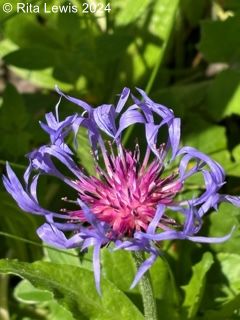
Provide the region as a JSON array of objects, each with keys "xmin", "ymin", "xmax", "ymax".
[
  {"xmin": 132, "ymin": 251, "xmax": 158, "ymax": 320},
  {"xmin": 0, "ymin": 160, "xmax": 26, "ymax": 170}
]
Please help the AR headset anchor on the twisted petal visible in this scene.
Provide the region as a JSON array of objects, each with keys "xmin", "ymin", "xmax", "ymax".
[
  {"xmin": 37, "ymin": 223, "xmax": 83, "ymax": 248},
  {"xmin": 3, "ymin": 163, "xmax": 53, "ymax": 216},
  {"xmin": 55, "ymin": 86, "xmax": 92, "ymax": 113},
  {"xmin": 132, "ymin": 89, "xmax": 181, "ymax": 161},
  {"xmin": 28, "ymin": 145, "xmax": 85, "ymax": 188},
  {"xmin": 39, "ymin": 96, "xmax": 77, "ymax": 153},
  {"xmin": 219, "ymin": 194, "xmax": 240, "ymax": 207},
  {"xmin": 178, "ymin": 147, "xmax": 225, "ymax": 186}
]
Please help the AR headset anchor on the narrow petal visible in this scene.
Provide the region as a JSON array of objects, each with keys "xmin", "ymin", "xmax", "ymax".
[
  {"xmin": 187, "ymin": 227, "xmax": 235, "ymax": 243},
  {"xmin": 220, "ymin": 194, "xmax": 240, "ymax": 207},
  {"xmin": 116, "ymin": 87, "xmax": 130, "ymax": 113},
  {"xmin": 147, "ymin": 205, "xmax": 165, "ymax": 234},
  {"xmin": 130, "ymin": 252, "xmax": 158, "ymax": 289},
  {"xmin": 55, "ymin": 86, "xmax": 92, "ymax": 113},
  {"xmin": 135, "ymin": 230, "xmax": 184, "ymax": 241},
  {"xmin": 93, "ymin": 241, "xmax": 102, "ymax": 295},
  {"xmin": 168, "ymin": 117, "xmax": 181, "ymax": 161}
]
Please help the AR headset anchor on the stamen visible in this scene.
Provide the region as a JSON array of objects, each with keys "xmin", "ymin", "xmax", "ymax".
[
  {"xmin": 133, "ymin": 143, "xmax": 140, "ymax": 162},
  {"xmin": 74, "ymin": 142, "xmax": 183, "ymax": 235},
  {"xmin": 61, "ymin": 197, "xmax": 78, "ymax": 204},
  {"xmin": 142, "ymin": 146, "xmax": 151, "ymax": 169}
]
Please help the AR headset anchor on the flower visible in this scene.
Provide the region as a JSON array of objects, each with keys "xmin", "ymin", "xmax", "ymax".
[{"xmin": 3, "ymin": 87, "xmax": 240, "ymax": 293}]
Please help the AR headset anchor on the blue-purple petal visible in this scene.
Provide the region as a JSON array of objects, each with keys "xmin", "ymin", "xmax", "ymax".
[
  {"xmin": 116, "ymin": 87, "xmax": 130, "ymax": 113},
  {"xmin": 130, "ymin": 251, "xmax": 158, "ymax": 289},
  {"xmin": 55, "ymin": 86, "xmax": 92, "ymax": 113},
  {"xmin": 37, "ymin": 223, "xmax": 83, "ymax": 248},
  {"xmin": 93, "ymin": 104, "xmax": 117, "ymax": 138}
]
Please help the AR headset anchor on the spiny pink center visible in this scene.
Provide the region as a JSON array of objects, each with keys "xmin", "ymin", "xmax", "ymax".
[{"xmin": 72, "ymin": 146, "xmax": 182, "ymax": 236}]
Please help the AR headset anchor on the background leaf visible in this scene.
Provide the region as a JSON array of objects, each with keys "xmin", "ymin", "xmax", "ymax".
[
  {"xmin": 181, "ymin": 252, "xmax": 214, "ymax": 319},
  {"xmin": 0, "ymin": 259, "xmax": 144, "ymax": 320}
]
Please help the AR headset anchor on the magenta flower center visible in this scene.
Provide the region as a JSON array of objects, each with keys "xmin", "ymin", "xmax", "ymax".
[{"xmin": 72, "ymin": 146, "xmax": 182, "ymax": 236}]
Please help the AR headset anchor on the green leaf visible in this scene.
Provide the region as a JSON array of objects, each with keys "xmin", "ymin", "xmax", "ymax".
[
  {"xmin": 76, "ymin": 127, "xmax": 95, "ymax": 176},
  {"xmin": 217, "ymin": 253, "xmax": 240, "ymax": 291},
  {"xmin": 44, "ymin": 246, "xmax": 81, "ymax": 267},
  {"xmin": 183, "ymin": 119, "xmax": 227, "ymax": 155},
  {"xmin": 199, "ymin": 17, "xmax": 240, "ymax": 63},
  {"xmin": 96, "ymin": 33, "xmax": 132, "ymax": 63},
  {"xmin": 14, "ymin": 279, "xmax": 53, "ymax": 304},
  {"xmin": 201, "ymin": 253, "xmax": 240, "ymax": 320},
  {"xmin": 233, "ymin": 144, "xmax": 240, "ymax": 162},
  {"xmin": 0, "ymin": 259, "xmax": 144, "ymax": 320},
  {"xmin": 101, "ymin": 249, "xmax": 143, "ymax": 313},
  {"xmin": 0, "ymin": 191, "xmax": 42, "ymax": 261},
  {"xmin": 116, "ymin": 0, "xmax": 151, "ymax": 26},
  {"xmin": 152, "ymin": 81, "xmax": 209, "ymax": 117},
  {"xmin": 102, "ymin": 248, "xmax": 137, "ymax": 292},
  {"xmin": 4, "ymin": 48, "xmax": 57, "ymax": 70},
  {"xmin": 222, "ymin": 0, "xmax": 240, "ymax": 12},
  {"xmin": 207, "ymin": 203, "xmax": 240, "ymax": 255},
  {"xmin": 181, "ymin": 252, "xmax": 214, "ymax": 319},
  {"xmin": 0, "ymin": 84, "xmax": 33, "ymax": 157},
  {"xmin": 0, "ymin": 38, "xmax": 18, "ymax": 58},
  {"xmin": 150, "ymin": 257, "xmax": 180, "ymax": 320},
  {"xmin": 15, "ymin": 279, "xmax": 75, "ymax": 320},
  {"xmin": 0, "ymin": 0, "xmax": 19, "ymax": 22},
  {"xmin": 125, "ymin": 0, "xmax": 180, "ymax": 85},
  {"xmin": 4, "ymin": 14, "xmax": 62, "ymax": 49},
  {"xmin": 9, "ymin": 66, "xmax": 73, "ymax": 91},
  {"xmin": 212, "ymin": 150, "xmax": 240, "ymax": 177},
  {"xmin": 48, "ymin": 300, "xmax": 75, "ymax": 320},
  {"xmin": 201, "ymin": 293, "xmax": 240, "ymax": 320},
  {"xmin": 0, "ymin": 83, "xmax": 28, "ymax": 129},
  {"xmin": 181, "ymin": 0, "xmax": 209, "ymax": 26},
  {"xmin": 206, "ymin": 70, "xmax": 240, "ymax": 121}
]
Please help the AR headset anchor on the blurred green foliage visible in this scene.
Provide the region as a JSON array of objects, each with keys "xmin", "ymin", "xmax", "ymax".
[{"xmin": 0, "ymin": 0, "xmax": 240, "ymax": 319}]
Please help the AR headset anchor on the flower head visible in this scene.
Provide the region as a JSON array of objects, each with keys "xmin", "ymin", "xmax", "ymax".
[{"xmin": 3, "ymin": 87, "xmax": 240, "ymax": 293}]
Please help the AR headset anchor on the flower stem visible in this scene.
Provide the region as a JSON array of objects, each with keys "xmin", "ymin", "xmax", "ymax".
[{"xmin": 132, "ymin": 251, "xmax": 158, "ymax": 320}]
